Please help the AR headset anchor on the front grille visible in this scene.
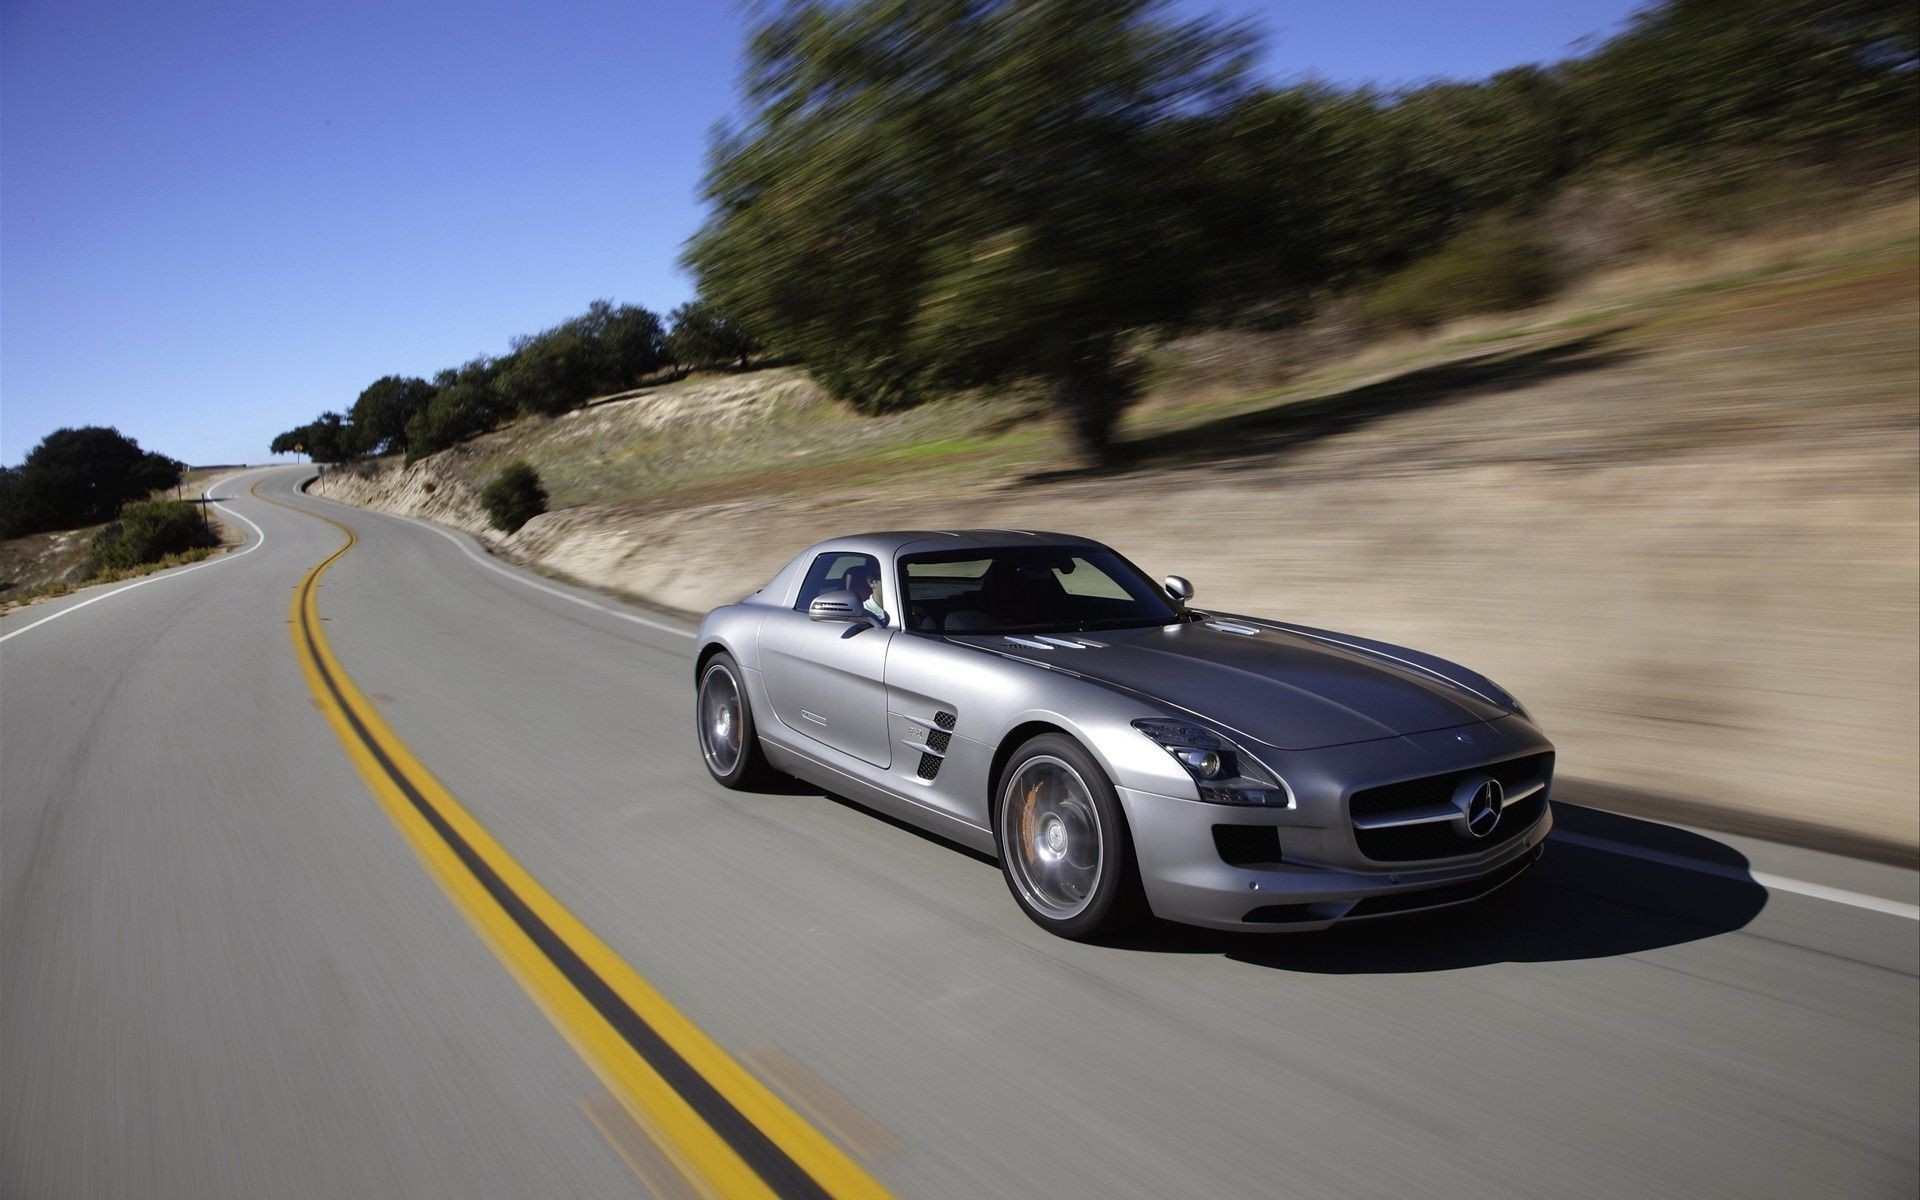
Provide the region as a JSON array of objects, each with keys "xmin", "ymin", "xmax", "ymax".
[
  {"xmin": 1349, "ymin": 752, "xmax": 1552, "ymax": 863},
  {"xmin": 917, "ymin": 752, "xmax": 942, "ymax": 780}
]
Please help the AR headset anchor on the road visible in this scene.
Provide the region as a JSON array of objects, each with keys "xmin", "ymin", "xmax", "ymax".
[{"xmin": 3, "ymin": 464, "xmax": 1915, "ymax": 1199}]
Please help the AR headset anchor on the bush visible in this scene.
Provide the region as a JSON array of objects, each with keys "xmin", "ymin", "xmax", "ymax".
[
  {"xmin": 480, "ymin": 462, "xmax": 548, "ymax": 534},
  {"xmin": 1362, "ymin": 219, "xmax": 1563, "ymax": 331},
  {"xmin": 85, "ymin": 500, "xmax": 220, "ymax": 575}
]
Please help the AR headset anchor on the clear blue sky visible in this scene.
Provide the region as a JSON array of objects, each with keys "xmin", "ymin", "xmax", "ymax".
[{"xmin": 1, "ymin": 1, "xmax": 1640, "ymax": 466}]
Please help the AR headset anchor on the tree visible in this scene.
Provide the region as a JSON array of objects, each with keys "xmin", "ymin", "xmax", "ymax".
[
  {"xmin": 666, "ymin": 300, "xmax": 760, "ymax": 371},
  {"xmin": 495, "ymin": 330, "xmax": 597, "ymax": 417},
  {"xmin": 686, "ymin": 0, "xmax": 1255, "ymax": 462},
  {"xmin": 350, "ymin": 376, "xmax": 437, "ymax": 455},
  {"xmin": 495, "ymin": 301, "xmax": 672, "ymax": 417},
  {"xmin": 270, "ymin": 412, "xmax": 365, "ymax": 463},
  {"xmin": 1570, "ymin": 0, "xmax": 1918, "ymax": 163},
  {"xmin": 0, "ymin": 426, "xmax": 185, "ymax": 537},
  {"xmin": 297, "ymin": 412, "xmax": 362, "ymax": 463},
  {"xmin": 591, "ymin": 301, "xmax": 671, "ymax": 388},
  {"xmin": 405, "ymin": 358, "xmax": 510, "ymax": 461}
]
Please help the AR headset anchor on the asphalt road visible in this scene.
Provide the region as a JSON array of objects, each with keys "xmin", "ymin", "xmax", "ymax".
[{"xmin": 3, "ymin": 465, "xmax": 1915, "ymax": 1199}]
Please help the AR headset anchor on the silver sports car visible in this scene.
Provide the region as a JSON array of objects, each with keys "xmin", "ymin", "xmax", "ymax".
[{"xmin": 693, "ymin": 531, "xmax": 1554, "ymax": 939}]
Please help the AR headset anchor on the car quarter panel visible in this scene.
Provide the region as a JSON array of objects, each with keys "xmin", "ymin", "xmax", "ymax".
[{"xmin": 695, "ymin": 604, "xmax": 767, "ymax": 675}]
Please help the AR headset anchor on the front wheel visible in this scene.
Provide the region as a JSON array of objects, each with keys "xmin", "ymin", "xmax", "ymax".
[
  {"xmin": 696, "ymin": 653, "xmax": 775, "ymax": 788},
  {"xmin": 995, "ymin": 734, "xmax": 1141, "ymax": 940}
]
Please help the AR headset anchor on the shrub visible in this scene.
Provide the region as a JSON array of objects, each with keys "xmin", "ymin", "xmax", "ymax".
[
  {"xmin": 480, "ymin": 462, "xmax": 548, "ymax": 534},
  {"xmin": 1362, "ymin": 219, "xmax": 1563, "ymax": 331},
  {"xmin": 85, "ymin": 500, "xmax": 220, "ymax": 575}
]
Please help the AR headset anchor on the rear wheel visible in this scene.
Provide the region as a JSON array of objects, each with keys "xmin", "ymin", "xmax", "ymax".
[
  {"xmin": 696, "ymin": 654, "xmax": 774, "ymax": 788},
  {"xmin": 995, "ymin": 734, "xmax": 1141, "ymax": 940}
]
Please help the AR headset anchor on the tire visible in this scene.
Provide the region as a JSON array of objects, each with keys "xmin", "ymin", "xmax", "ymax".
[
  {"xmin": 994, "ymin": 733, "xmax": 1142, "ymax": 940},
  {"xmin": 695, "ymin": 653, "xmax": 775, "ymax": 789}
]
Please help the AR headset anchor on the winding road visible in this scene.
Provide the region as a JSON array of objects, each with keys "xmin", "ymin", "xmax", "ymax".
[{"xmin": 4, "ymin": 465, "xmax": 1915, "ymax": 1198}]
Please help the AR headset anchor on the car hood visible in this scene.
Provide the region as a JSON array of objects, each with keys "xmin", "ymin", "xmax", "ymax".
[{"xmin": 953, "ymin": 621, "xmax": 1510, "ymax": 750}]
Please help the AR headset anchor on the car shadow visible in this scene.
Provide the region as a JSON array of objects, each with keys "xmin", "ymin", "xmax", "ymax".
[
  {"xmin": 1021, "ymin": 332, "xmax": 1633, "ymax": 484},
  {"xmin": 1108, "ymin": 804, "xmax": 1768, "ymax": 972},
  {"xmin": 747, "ymin": 779, "xmax": 1768, "ymax": 970}
]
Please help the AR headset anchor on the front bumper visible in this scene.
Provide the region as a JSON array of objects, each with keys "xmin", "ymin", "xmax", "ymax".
[{"xmin": 1118, "ymin": 784, "xmax": 1553, "ymax": 932}]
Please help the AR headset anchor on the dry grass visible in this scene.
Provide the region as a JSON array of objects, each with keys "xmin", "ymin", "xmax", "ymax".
[{"xmin": 0, "ymin": 466, "xmax": 247, "ymax": 613}]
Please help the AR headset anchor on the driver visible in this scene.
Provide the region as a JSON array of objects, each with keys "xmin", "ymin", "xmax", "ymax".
[{"xmin": 842, "ymin": 566, "xmax": 888, "ymax": 625}]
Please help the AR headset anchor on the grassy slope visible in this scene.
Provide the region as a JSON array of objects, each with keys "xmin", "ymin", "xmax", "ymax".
[
  {"xmin": 0, "ymin": 467, "xmax": 241, "ymax": 611},
  {"xmin": 431, "ymin": 201, "xmax": 1916, "ymax": 518}
]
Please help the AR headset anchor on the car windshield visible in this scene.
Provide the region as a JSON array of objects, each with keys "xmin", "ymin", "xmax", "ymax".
[{"xmin": 899, "ymin": 545, "xmax": 1183, "ymax": 634}]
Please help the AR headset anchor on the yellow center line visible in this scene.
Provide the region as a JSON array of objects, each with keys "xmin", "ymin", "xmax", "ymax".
[{"xmin": 253, "ymin": 478, "xmax": 891, "ymax": 1200}]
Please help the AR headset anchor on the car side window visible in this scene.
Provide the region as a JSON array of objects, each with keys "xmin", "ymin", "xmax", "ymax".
[{"xmin": 794, "ymin": 552, "xmax": 884, "ymax": 616}]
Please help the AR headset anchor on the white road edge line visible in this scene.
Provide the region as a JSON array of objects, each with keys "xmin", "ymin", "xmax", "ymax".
[
  {"xmin": 0, "ymin": 469, "xmax": 271, "ymax": 647},
  {"xmin": 1553, "ymin": 830, "xmax": 1920, "ymax": 920},
  {"xmin": 299, "ymin": 485, "xmax": 696, "ymax": 640}
]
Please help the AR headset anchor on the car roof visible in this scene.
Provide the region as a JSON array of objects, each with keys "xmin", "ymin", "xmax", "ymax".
[
  {"xmin": 806, "ymin": 530, "xmax": 1104, "ymax": 558},
  {"xmin": 747, "ymin": 530, "xmax": 1112, "ymax": 608}
]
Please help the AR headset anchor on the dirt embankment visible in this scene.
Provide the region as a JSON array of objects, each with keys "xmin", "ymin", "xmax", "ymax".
[
  {"xmin": 312, "ymin": 243, "xmax": 1920, "ymax": 860},
  {"xmin": 316, "ymin": 448, "xmax": 1918, "ymax": 861}
]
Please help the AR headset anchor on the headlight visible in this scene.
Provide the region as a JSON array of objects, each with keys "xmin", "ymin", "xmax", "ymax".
[{"xmin": 1131, "ymin": 719, "xmax": 1292, "ymax": 807}]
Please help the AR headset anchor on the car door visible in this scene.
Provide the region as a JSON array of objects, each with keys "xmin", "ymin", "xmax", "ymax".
[{"xmin": 759, "ymin": 551, "xmax": 895, "ymax": 768}]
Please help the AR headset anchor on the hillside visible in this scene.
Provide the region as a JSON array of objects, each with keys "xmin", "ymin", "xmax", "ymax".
[
  {"xmin": 0, "ymin": 467, "xmax": 248, "ymax": 611},
  {"xmin": 314, "ymin": 201, "xmax": 1920, "ymax": 855}
]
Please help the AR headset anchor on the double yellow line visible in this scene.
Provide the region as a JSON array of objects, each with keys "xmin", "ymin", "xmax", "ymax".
[{"xmin": 266, "ymin": 482, "xmax": 889, "ymax": 1200}]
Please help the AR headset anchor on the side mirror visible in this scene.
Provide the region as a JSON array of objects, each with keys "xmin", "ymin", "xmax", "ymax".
[
  {"xmin": 1162, "ymin": 575, "xmax": 1195, "ymax": 604},
  {"xmin": 809, "ymin": 589, "xmax": 864, "ymax": 622}
]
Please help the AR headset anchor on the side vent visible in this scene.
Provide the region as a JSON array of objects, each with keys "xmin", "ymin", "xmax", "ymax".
[
  {"xmin": 1205, "ymin": 620, "xmax": 1261, "ymax": 637},
  {"xmin": 905, "ymin": 710, "xmax": 959, "ymax": 781},
  {"xmin": 1006, "ymin": 636, "xmax": 1109, "ymax": 650}
]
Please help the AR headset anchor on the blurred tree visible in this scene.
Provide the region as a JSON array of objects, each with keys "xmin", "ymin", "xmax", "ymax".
[
  {"xmin": 687, "ymin": 0, "xmax": 1255, "ymax": 463},
  {"xmin": 1571, "ymin": 0, "xmax": 1918, "ymax": 161},
  {"xmin": 666, "ymin": 300, "xmax": 760, "ymax": 371},
  {"xmin": 349, "ymin": 376, "xmax": 438, "ymax": 455},
  {"xmin": 0, "ymin": 426, "xmax": 185, "ymax": 537},
  {"xmin": 262, "ymin": 0, "xmax": 1919, "ymax": 468}
]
